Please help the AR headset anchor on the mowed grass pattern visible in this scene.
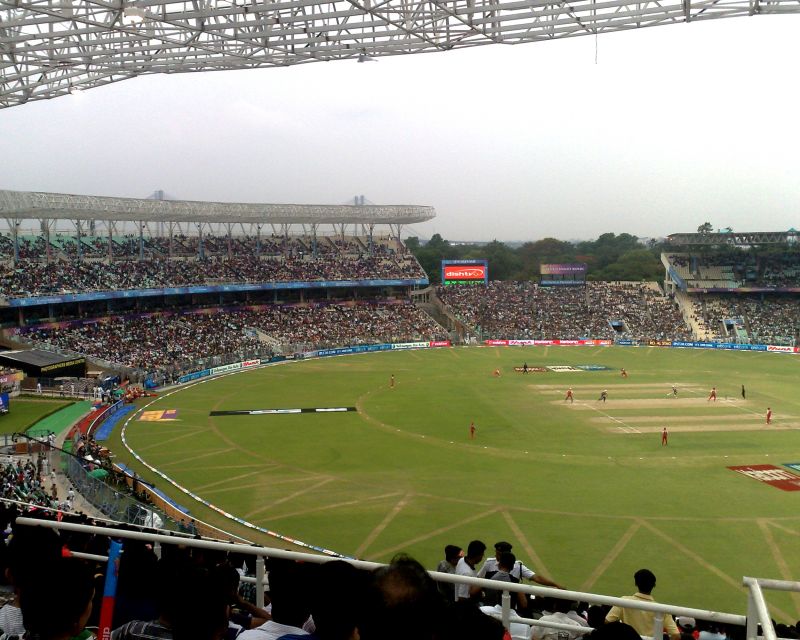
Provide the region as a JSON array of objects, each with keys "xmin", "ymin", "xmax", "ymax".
[{"xmin": 110, "ymin": 346, "xmax": 800, "ymax": 618}]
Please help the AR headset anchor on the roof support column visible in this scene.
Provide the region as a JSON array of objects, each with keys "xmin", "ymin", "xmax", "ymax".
[
  {"xmin": 226, "ymin": 223, "xmax": 234, "ymax": 259},
  {"xmin": 139, "ymin": 221, "xmax": 145, "ymax": 261},
  {"xmin": 168, "ymin": 222, "xmax": 174, "ymax": 259},
  {"xmin": 75, "ymin": 219, "xmax": 83, "ymax": 260},
  {"xmin": 40, "ymin": 219, "xmax": 53, "ymax": 264},
  {"xmin": 368, "ymin": 223, "xmax": 375, "ymax": 256},
  {"xmin": 107, "ymin": 221, "xmax": 114, "ymax": 262},
  {"xmin": 8, "ymin": 219, "xmax": 19, "ymax": 264},
  {"xmin": 256, "ymin": 224, "xmax": 262, "ymax": 257},
  {"xmin": 281, "ymin": 224, "xmax": 289, "ymax": 257},
  {"xmin": 311, "ymin": 224, "xmax": 318, "ymax": 258},
  {"xmin": 197, "ymin": 223, "xmax": 205, "ymax": 260}
]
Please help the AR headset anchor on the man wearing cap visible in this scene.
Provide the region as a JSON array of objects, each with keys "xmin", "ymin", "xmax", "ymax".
[
  {"xmin": 605, "ymin": 568, "xmax": 680, "ymax": 640},
  {"xmin": 478, "ymin": 541, "xmax": 564, "ymax": 589}
]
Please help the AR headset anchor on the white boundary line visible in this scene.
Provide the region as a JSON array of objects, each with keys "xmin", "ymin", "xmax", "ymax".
[{"xmin": 120, "ymin": 358, "xmax": 354, "ymax": 556}]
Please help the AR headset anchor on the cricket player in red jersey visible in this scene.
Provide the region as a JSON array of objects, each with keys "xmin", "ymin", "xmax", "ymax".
[
  {"xmin": 493, "ymin": 368, "xmax": 501, "ymax": 377},
  {"xmin": 766, "ymin": 407, "xmax": 772, "ymax": 425},
  {"xmin": 565, "ymin": 387, "xmax": 574, "ymax": 403},
  {"xmin": 662, "ymin": 427, "xmax": 668, "ymax": 446},
  {"xmin": 469, "ymin": 421, "xmax": 476, "ymax": 439},
  {"xmin": 621, "ymin": 368, "xmax": 628, "ymax": 378},
  {"xmin": 708, "ymin": 387, "xmax": 717, "ymax": 401}
]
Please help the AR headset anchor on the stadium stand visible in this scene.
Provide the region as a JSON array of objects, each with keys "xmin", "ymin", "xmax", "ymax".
[
  {"xmin": 15, "ymin": 301, "xmax": 449, "ymax": 381},
  {"xmin": 663, "ymin": 249, "xmax": 800, "ymax": 346},
  {"xmin": 4, "ymin": 224, "xmax": 800, "ymax": 640},
  {"xmin": 665, "ymin": 251, "xmax": 800, "ymax": 290},
  {"xmin": 0, "ymin": 253, "xmax": 425, "ymax": 299},
  {"xmin": 437, "ymin": 281, "xmax": 693, "ymax": 342},
  {"xmin": 687, "ymin": 294, "xmax": 800, "ymax": 345}
]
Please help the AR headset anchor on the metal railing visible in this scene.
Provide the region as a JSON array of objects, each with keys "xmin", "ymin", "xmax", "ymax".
[
  {"xmin": 62, "ymin": 453, "xmax": 181, "ymax": 532},
  {"xmin": 15, "ymin": 517, "xmax": 761, "ymax": 639}
]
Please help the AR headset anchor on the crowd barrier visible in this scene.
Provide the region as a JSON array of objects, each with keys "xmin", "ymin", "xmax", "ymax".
[
  {"xmin": 62, "ymin": 453, "xmax": 178, "ymax": 531},
  {"xmin": 16, "ymin": 517, "xmax": 778, "ymax": 640}
]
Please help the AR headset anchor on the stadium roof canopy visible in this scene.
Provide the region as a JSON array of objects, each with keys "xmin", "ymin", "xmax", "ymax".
[
  {"xmin": 3, "ymin": 0, "xmax": 799, "ymax": 108},
  {"xmin": 667, "ymin": 231, "xmax": 799, "ymax": 246},
  {"xmin": 0, "ymin": 189, "xmax": 436, "ymax": 225}
]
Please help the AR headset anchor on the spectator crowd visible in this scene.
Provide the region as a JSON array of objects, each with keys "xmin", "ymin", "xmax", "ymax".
[
  {"xmin": 0, "ymin": 254, "xmax": 425, "ymax": 299},
  {"xmin": 690, "ymin": 294, "xmax": 800, "ymax": 346},
  {"xmin": 0, "ymin": 508, "xmax": 761, "ymax": 640},
  {"xmin": 0, "ymin": 456, "xmax": 65, "ymax": 512},
  {"xmin": 18, "ymin": 302, "xmax": 449, "ymax": 379},
  {"xmin": 0, "ymin": 232, "xmax": 406, "ymax": 261},
  {"xmin": 667, "ymin": 253, "xmax": 800, "ymax": 290},
  {"xmin": 437, "ymin": 282, "xmax": 693, "ymax": 342}
]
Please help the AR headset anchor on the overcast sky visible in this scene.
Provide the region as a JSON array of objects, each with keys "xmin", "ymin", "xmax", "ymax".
[{"xmin": 2, "ymin": 15, "xmax": 800, "ymax": 243}]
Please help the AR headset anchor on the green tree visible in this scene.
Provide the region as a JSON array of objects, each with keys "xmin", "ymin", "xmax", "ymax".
[
  {"xmin": 609, "ymin": 249, "xmax": 662, "ymax": 280},
  {"xmin": 410, "ymin": 234, "xmax": 462, "ymax": 284},
  {"xmin": 697, "ymin": 222, "xmax": 713, "ymax": 234},
  {"xmin": 482, "ymin": 240, "xmax": 522, "ymax": 281}
]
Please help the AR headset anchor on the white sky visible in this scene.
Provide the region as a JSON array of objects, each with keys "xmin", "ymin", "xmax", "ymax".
[{"xmin": 2, "ymin": 15, "xmax": 799, "ymax": 243}]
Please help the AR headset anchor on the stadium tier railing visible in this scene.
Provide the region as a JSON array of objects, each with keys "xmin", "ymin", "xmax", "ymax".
[
  {"xmin": 16, "ymin": 517, "xmax": 772, "ymax": 640},
  {"xmin": 62, "ymin": 452, "xmax": 179, "ymax": 530}
]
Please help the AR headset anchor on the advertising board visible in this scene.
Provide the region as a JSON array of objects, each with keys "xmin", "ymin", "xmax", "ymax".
[
  {"xmin": 441, "ymin": 260, "xmax": 489, "ymax": 285},
  {"xmin": 540, "ymin": 263, "xmax": 587, "ymax": 286}
]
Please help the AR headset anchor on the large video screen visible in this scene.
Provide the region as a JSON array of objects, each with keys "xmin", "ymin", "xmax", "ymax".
[
  {"xmin": 540, "ymin": 263, "xmax": 587, "ymax": 286},
  {"xmin": 441, "ymin": 260, "xmax": 489, "ymax": 285}
]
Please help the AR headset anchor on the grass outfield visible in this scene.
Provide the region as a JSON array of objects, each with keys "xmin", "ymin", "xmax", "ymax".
[
  {"xmin": 0, "ymin": 397, "xmax": 75, "ymax": 436},
  {"xmin": 111, "ymin": 346, "xmax": 800, "ymax": 619}
]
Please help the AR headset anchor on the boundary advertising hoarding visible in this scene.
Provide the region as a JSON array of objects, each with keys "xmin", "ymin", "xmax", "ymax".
[
  {"xmin": 441, "ymin": 260, "xmax": 488, "ymax": 286},
  {"xmin": 176, "ymin": 342, "xmax": 451, "ymax": 384}
]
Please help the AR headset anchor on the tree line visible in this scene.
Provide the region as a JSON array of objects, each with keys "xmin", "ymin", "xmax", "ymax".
[{"xmin": 405, "ymin": 233, "xmax": 666, "ymax": 283}]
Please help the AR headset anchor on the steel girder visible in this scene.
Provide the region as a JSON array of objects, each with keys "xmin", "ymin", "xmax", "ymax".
[
  {"xmin": 666, "ymin": 231, "xmax": 800, "ymax": 246},
  {"xmin": 0, "ymin": 188, "xmax": 436, "ymax": 224},
  {"xmin": 2, "ymin": 0, "xmax": 798, "ymax": 108}
]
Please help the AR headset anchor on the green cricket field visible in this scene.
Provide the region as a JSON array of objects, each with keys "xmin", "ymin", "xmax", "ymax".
[{"xmin": 108, "ymin": 345, "xmax": 800, "ymax": 619}]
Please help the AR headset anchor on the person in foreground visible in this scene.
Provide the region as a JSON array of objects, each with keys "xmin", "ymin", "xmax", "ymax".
[{"xmin": 605, "ymin": 569, "xmax": 680, "ymax": 640}]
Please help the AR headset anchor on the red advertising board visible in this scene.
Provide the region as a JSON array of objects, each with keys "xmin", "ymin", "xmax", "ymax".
[
  {"xmin": 728, "ymin": 465, "xmax": 800, "ymax": 491},
  {"xmin": 443, "ymin": 265, "xmax": 486, "ymax": 281},
  {"xmin": 429, "ymin": 341, "xmax": 451, "ymax": 347},
  {"xmin": 767, "ymin": 345, "xmax": 794, "ymax": 353}
]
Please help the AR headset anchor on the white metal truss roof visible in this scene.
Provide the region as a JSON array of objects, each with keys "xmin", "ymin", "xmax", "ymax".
[
  {"xmin": 667, "ymin": 231, "xmax": 799, "ymax": 246},
  {"xmin": 0, "ymin": 189, "xmax": 436, "ymax": 224},
  {"xmin": 2, "ymin": 0, "xmax": 798, "ymax": 108}
]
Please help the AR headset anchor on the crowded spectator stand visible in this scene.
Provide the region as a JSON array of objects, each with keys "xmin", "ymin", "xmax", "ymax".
[{"xmin": 437, "ymin": 281, "xmax": 693, "ymax": 343}]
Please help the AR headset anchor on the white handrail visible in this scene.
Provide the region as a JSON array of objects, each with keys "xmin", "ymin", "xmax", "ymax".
[
  {"xmin": 17, "ymin": 517, "xmax": 747, "ymax": 633},
  {"xmin": 743, "ymin": 577, "xmax": 778, "ymax": 640}
]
